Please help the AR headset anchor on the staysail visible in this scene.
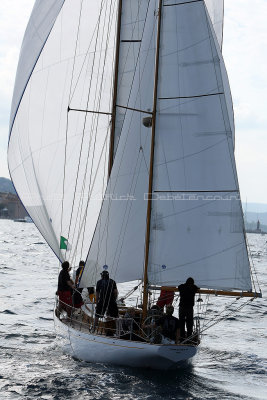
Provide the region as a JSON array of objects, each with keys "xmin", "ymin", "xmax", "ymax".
[
  {"xmin": 8, "ymin": 0, "xmax": 118, "ymax": 265},
  {"xmin": 80, "ymin": 0, "xmax": 157, "ymax": 287}
]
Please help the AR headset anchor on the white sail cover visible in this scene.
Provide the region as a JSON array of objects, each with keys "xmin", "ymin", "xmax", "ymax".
[
  {"xmin": 8, "ymin": 0, "xmax": 118, "ymax": 264},
  {"xmin": 80, "ymin": 0, "xmax": 157, "ymax": 286},
  {"xmin": 148, "ymin": 0, "xmax": 251, "ymax": 291}
]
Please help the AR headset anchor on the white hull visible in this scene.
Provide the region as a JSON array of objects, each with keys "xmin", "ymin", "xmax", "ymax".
[{"xmin": 54, "ymin": 317, "xmax": 197, "ymax": 370}]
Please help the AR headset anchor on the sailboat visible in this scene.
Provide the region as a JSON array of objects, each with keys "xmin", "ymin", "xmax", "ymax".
[{"xmin": 8, "ymin": 0, "xmax": 261, "ymax": 370}]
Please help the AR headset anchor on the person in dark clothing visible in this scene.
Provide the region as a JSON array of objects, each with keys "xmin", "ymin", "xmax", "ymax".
[
  {"xmin": 155, "ymin": 305, "xmax": 180, "ymax": 343},
  {"xmin": 73, "ymin": 260, "xmax": 85, "ymax": 308},
  {"xmin": 94, "ymin": 270, "xmax": 118, "ymax": 330},
  {"xmin": 56, "ymin": 261, "xmax": 74, "ymax": 317},
  {"xmin": 74, "ymin": 260, "xmax": 95, "ymax": 304},
  {"xmin": 178, "ymin": 277, "xmax": 199, "ymax": 339}
]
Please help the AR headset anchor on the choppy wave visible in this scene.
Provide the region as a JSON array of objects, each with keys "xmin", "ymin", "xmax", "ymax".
[{"xmin": 0, "ymin": 220, "xmax": 266, "ymax": 400}]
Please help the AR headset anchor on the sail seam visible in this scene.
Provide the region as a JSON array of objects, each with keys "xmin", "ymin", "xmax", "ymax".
[{"xmin": 68, "ymin": 107, "xmax": 112, "ymax": 116}]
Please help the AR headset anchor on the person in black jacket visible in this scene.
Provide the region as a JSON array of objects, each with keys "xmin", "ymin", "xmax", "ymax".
[
  {"xmin": 178, "ymin": 277, "xmax": 199, "ymax": 339},
  {"xmin": 56, "ymin": 261, "xmax": 74, "ymax": 317},
  {"xmin": 94, "ymin": 270, "xmax": 118, "ymax": 330},
  {"xmin": 156, "ymin": 305, "xmax": 180, "ymax": 343}
]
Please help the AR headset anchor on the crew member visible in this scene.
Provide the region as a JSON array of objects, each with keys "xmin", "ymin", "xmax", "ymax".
[
  {"xmin": 94, "ymin": 269, "xmax": 118, "ymax": 330},
  {"xmin": 56, "ymin": 261, "xmax": 75, "ymax": 317},
  {"xmin": 178, "ymin": 277, "xmax": 199, "ymax": 339}
]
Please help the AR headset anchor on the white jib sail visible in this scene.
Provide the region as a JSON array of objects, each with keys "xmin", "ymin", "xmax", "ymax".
[
  {"xmin": 147, "ymin": 1, "xmax": 252, "ymax": 291},
  {"xmin": 8, "ymin": 0, "xmax": 118, "ymax": 265}
]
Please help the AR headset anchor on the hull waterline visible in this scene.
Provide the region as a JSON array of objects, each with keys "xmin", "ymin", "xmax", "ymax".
[{"xmin": 54, "ymin": 316, "xmax": 198, "ymax": 370}]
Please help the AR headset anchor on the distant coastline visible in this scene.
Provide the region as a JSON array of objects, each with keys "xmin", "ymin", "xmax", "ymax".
[
  {"xmin": 0, "ymin": 177, "xmax": 27, "ymax": 219},
  {"xmin": 0, "ymin": 176, "xmax": 266, "ymax": 227}
]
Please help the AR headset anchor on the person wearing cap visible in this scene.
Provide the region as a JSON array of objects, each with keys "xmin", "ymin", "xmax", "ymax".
[
  {"xmin": 178, "ymin": 277, "xmax": 199, "ymax": 339},
  {"xmin": 94, "ymin": 269, "xmax": 118, "ymax": 329},
  {"xmin": 56, "ymin": 261, "xmax": 75, "ymax": 318}
]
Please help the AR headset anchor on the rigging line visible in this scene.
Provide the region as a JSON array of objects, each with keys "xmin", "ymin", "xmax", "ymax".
[
  {"xmin": 89, "ymin": 114, "xmax": 150, "ymax": 282},
  {"xmin": 200, "ymin": 298, "xmax": 252, "ymax": 333},
  {"xmin": 68, "ymin": 107, "xmax": 112, "ymax": 116},
  {"xmin": 98, "ymin": 0, "xmax": 118, "ymax": 264},
  {"xmin": 66, "ymin": 0, "xmax": 105, "ymax": 250},
  {"xmin": 140, "ymin": 147, "xmax": 149, "ymax": 175},
  {"xmin": 116, "ymin": 0, "xmax": 151, "ymax": 96},
  {"xmin": 172, "ymin": 7, "xmax": 187, "ymax": 192},
  {"xmin": 71, "ymin": 0, "xmax": 113, "ymax": 243},
  {"xmin": 73, "ymin": 1, "xmax": 116, "ymax": 261},
  {"xmin": 69, "ymin": 0, "xmax": 110, "ymax": 104},
  {"xmin": 158, "ymin": 89, "xmax": 224, "ymax": 113},
  {"xmin": 96, "ymin": 147, "xmax": 143, "ymax": 275},
  {"xmin": 164, "ymin": 0, "xmax": 203, "ymax": 6},
  {"xmin": 158, "ymin": 92, "xmax": 224, "ymax": 100},
  {"xmin": 113, "ymin": 4, "xmax": 157, "ymax": 173},
  {"xmin": 159, "ymin": 103, "xmax": 179, "ymax": 216},
  {"xmin": 246, "ymin": 236, "xmax": 261, "ymax": 292},
  {"xmin": 113, "ymin": 0, "xmax": 153, "ymax": 143},
  {"xmin": 109, "ymin": 149, "xmax": 147, "ymax": 280},
  {"xmin": 83, "ymin": 5, "xmax": 154, "ymax": 277},
  {"xmin": 44, "ymin": 62, "xmax": 72, "ymax": 211},
  {"xmin": 79, "ymin": 0, "xmax": 116, "ymax": 260},
  {"xmin": 97, "ymin": 90, "xmax": 152, "ymax": 271},
  {"xmin": 68, "ymin": 125, "xmax": 110, "ymax": 264},
  {"xmin": 115, "ymin": 2, "xmax": 156, "ymax": 157},
  {"xmin": 121, "ymin": 40, "xmax": 142, "ymax": 43},
  {"xmin": 116, "ymin": 105, "xmax": 153, "ymax": 115},
  {"xmin": 204, "ymin": 5, "xmax": 239, "ymax": 190},
  {"xmin": 151, "ymin": 241, "xmax": 246, "ymax": 273},
  {"xmin": 60, "ymin": 0, "xmax": 84, "ymax": 242},
  {"xmin": 155, "ymin": 137, "xmax": 228, "ymax": 165},
  {"xmin": 204, "ymin": 6, "xmax": 249, "ymax": 268}
]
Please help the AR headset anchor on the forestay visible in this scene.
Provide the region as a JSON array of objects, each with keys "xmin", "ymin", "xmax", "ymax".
[{"xmin": 148, "ymin": 1, "xmax": 251, "ymax": 291}]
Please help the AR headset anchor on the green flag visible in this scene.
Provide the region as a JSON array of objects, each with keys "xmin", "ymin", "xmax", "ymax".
[{"xmin": 60, "ymin": 236, "xmax": 68, "ymax": 250}]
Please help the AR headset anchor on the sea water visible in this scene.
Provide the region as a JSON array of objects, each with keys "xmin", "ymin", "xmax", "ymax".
[{"xmin": 0, "ymin": 219, "xmax": 266, "ymax": 399}]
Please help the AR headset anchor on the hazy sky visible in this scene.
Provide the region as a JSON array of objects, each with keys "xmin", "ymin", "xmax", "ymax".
[{"xmin": 0, "ymin": 0, "xmax": 267, "ymax": 203}]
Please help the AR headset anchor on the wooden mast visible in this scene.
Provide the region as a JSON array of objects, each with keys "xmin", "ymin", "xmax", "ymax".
[
  {"xmin": 108, "ymin": 0, "xmax": 122, "ymax": 177},
  {"xmin": 142, "ymin": 0, "xmax": 163, "ymax": 320}
]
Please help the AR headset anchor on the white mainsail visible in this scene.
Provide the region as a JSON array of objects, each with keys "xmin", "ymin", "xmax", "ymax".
[
  {"xmin": 148, "ymin": 1, "xmax": 251, "ymax": 290},
  {"xmin": 82, "ymin": 0, "xmax": 251, "ymax": 291},
  {"xmin": 8, "ymin": 0, "xmax": 118, "ymax": 265}
]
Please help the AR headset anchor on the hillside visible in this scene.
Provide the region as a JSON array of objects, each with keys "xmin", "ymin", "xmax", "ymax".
[{"xmin": 0, "ymin": 177, "xmax": 15, "ymax": 194}]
